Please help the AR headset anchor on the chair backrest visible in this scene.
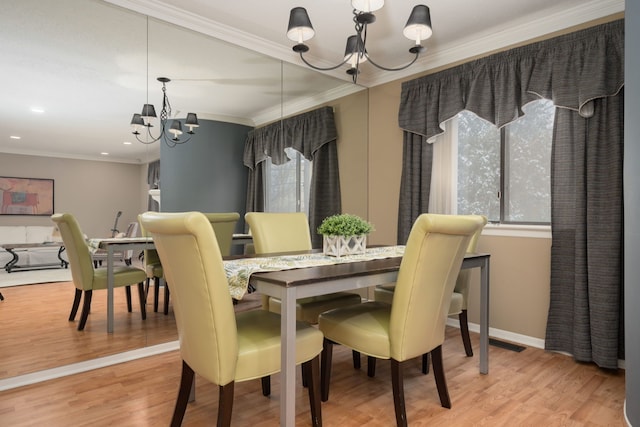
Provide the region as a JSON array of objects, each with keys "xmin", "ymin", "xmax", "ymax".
[
  {"xmin": 51, "ymin": 213, "xmax": 94, "ymax": 290},
  {"xmin": 389, "ymin": 214, "xmax": 484, "ymax": 361},
  {"xmin": 203, "ymin": 212, "xmax": 240, "ymax": 257},
  {"xmin": 137, "ymin": 215, "xmax": 161, "ymax": 267},
  {"xmin": 140, "ymin": 211, "xmax": 238, "ymax": 386},
  {"xmin": 245, "ymin": 212, "xmax": 312, "ymax": 253},
  {"xmin": 454, "ymin": 215, "xmax": 488, "ymax": 309}
]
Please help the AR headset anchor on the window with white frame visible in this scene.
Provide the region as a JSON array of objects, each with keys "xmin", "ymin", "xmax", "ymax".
[
  {"xmin": 264, "ymin": 146, "xmax": 312, "ymax": 215},
  {"xmin": 457, "ymin": 99, "xmax": 554, "ymax": 224}
]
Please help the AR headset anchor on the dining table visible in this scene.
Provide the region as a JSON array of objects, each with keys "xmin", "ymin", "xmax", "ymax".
[{"xmin": 224, "ymin": 248, "xmax": 491, "ymax": 427}]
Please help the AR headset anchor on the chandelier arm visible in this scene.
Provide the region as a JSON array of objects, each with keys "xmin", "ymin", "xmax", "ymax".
[
  {"xmin": 364, "ymin": 51, "xmax": 421, "ymax": 72},
  {"xmin": 134, "ymin": 126, "xmax": 161, "ymax": 144},
  {"xmin": 298, "ymin": 51, "xmax": 352, "ymax": 71}
]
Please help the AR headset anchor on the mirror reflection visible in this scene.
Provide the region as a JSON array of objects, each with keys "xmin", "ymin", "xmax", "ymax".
[{"xmin": 0, "ymin": 0, "xmax": 366, "ymax": 382}]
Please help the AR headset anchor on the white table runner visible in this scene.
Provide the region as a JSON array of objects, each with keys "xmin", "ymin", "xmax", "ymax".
[{"xmin": 224, "ymin": 245, "xmax": 405, "ymax": 299}]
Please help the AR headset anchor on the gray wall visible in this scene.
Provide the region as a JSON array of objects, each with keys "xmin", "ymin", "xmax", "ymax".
[
  {"xmin": 0, "ymin": 153, "xmax": 147, "ymax": 237},
  {"xmin": 625, "ymin": 2, "xmax": 639, "ymax": 424},
  {"xmin": 160, "ymin": 119, "xmax": 250, "ymax": 233}
]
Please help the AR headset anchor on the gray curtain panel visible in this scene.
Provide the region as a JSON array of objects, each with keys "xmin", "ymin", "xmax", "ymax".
[
  {"xmin": 147, "ymin": 159, "xmax": 160, "ymax": 212},
  {"xmin": 546, "ymin": 93, "xmax": 624, "ymax": 368},
  {"xmin": 244, "ymin": 106, "xmax": 342, "ymax": 247},
  {"xmin": 397, "ymin": 131, "xmax": 432, "ymax": 244},
  {"xmin": 397, "ymin": 20, "xmax": 624, "ymax": 367}
]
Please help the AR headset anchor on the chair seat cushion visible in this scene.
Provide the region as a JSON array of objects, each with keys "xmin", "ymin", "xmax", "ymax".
[
  {"xmin": 145, "ymin": 263, "xmax": 163, "ymax": 278},
  {"xmin": 92, "ymin": 266, "xmax": 147, "ymax": 290},
  {"xmin": 234, "ymin": 309, "xmax": 323, "ymax": 382},
  {"xmin": 268, "ymin": 292, "xmax": 362, "ymax": 324},
  {"xmin": 448, "ymin": 292, "xmax": 463, "ymax": 315},
  {"xmin": 318, "ymin": 301, "xmax": 391, "ymax": 359}
]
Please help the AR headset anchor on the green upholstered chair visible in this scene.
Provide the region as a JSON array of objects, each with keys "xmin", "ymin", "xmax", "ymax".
[
  {"xmin": 318, "ymin": 214, "xmax": 485, "ymax": 426},
  {"xmin": 51, "ymin": 213, "xmax": 147, "ymax": 331},
  {"xmin": 138, "ymin": 215, "xmax": 166, "ymax": 313},
  {"xmin": 244, "ymin": 212, "xmax": 362, "ymax": 324},
  {"xmin": 139, "ymin": 212, "xmax": 240, "ymax": 315},
  {"xmin": 374, "ymin": 215, "xmax": 487, "ymax": 372},
  {"xmin": 140, "ymin": 211, "xmax": 323, "ymax": 427}
]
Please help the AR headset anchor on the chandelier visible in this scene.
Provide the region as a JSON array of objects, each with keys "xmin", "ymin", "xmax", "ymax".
[
  {"xmin": 286, "ymin": 1, "xmax": 432, "ymax": 83},
  {"xmin": 130, "ymin": 77, "xmax": 199, "ymax": 147}
]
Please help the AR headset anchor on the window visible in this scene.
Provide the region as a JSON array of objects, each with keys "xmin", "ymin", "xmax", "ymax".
[
  {"xmin": 264, "ymin": 147, "xmax": 312, "ymax": 215},
  {"xmin": 457, "ymin": 99, "xmax": 554, "ymax": 224}
]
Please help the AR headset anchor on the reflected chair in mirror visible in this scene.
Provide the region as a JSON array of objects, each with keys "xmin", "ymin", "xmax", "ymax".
[
  {"xmin": 142, "ymin": 212, "xmax": 241, "ymax": 315},
  {"xmin": 318, "ymin": 214, "xmax": 485, "ymax": 426},
  {"xmin": 138, "ymin": 215, "xmax": 167, "ymax": 314},
  {"xmin": 140, "ymin": 211, "xmax": 323, "ymax": 427},
  {"xmin": 374, "ymin": 215, "xmax": 487, "ymax": 374},
  {"xmin": 51, "ymin": 213, "xmax": 147, "ymax": 331}
]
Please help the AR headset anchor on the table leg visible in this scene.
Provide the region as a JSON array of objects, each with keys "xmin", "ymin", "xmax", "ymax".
[
  {"xmin": 107, "ymin": 245, "xmax": 115, "ymax": 333},
  {"xmin": 280, "ymin": 287, "xmax": 297, "ymax": 427},
  {"xmin": 479, "ymin": 258, "xmax": 490, "ymax": 374}
]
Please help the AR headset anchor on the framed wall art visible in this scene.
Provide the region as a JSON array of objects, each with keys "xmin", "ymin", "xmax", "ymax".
[{"xmin": 0, "ymin": 176, "xmax": 55, "ymax": 216}]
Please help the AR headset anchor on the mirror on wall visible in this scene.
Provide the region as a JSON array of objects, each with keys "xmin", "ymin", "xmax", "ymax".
[{"xmin": 0, "ymin": 0, "xmax": 367, "ymax": 382}]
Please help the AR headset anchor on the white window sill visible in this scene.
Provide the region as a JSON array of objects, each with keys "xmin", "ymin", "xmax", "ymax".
[{"xmin": 482, "ymin": 223, "xmax": 551, "ymax": 239}]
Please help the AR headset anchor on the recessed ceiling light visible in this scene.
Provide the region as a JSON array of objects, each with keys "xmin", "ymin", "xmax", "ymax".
[
  {"xmin": 31, "ymin": 107, "xmax": 45, "ymax": 113},
  {"xmin": 100, "ymin": 152, "xmax": 109, "ymax": 156},
  {"xmin": 123, "ymin": 141, "xmax": 132, "ymax": 145},
  {"xmin": 10, "ymin": 135, "xmax": 21, "ymax": 139}
]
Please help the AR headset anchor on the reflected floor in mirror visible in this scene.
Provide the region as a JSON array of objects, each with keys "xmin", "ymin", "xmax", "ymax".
[{"xmin": 0, "ymin": 278, "xmax": 262, "ymax": 380}]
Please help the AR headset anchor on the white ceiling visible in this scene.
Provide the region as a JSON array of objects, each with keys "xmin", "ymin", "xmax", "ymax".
[{"xmin": 0, "ymin": 0, "xmax": 624, "ymax": 164}]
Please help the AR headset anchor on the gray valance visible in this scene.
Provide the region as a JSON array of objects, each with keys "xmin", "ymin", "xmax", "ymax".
[
  {"xmin": 398, "ymin": 19, "xmax": 624, "ymax": 141},
  {"xmin": 243, "ymin": 106, "xmax": 337, "ymax": 168}
]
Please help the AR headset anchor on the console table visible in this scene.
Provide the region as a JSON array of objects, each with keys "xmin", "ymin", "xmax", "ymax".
[{"xmin": 0, "ymin": 242, "xmax": 68, "ymax": 273}]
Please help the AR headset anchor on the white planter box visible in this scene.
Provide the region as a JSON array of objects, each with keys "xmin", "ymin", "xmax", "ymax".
[{"xmin": 322, "ymin": 235, "xmax": 367, "ymax": 257}]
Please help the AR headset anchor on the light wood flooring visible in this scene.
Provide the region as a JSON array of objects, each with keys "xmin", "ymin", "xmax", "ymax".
[
  {"xmin": 0, "ymin": 280, "xmax": 260, "ymax": 379},
  {"xmin": 0, "ymin": 282, "xmax": 627, "ymax": 426}
]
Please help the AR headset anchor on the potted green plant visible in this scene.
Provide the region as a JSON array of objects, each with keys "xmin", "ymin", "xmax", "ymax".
[{"xmin": 317, "ymin": 213, "xmax": 374, "ymax": 257}]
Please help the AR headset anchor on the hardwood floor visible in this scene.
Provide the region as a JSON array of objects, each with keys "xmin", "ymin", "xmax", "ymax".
[
  {"xmin": 0, "ymin": 280, "xmax": 261, "ymax": 379},
  {"xmin": 0, "ymin": 323, "xmax": 626, "ymax": 426}
]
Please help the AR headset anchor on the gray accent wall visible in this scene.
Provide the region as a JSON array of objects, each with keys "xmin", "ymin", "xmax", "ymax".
[
  {"xmin": 160, "ymin": 119, "xmax": 251, "ymax": 233},
  {"xmin": 625, "ymin": 2, "xmax": 639, "ymax": 425}
]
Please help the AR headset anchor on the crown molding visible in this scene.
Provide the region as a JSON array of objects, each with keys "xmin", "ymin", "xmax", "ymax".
[
  {"xmin": 359, "ymin": 0, "xmax": 625, "ymax": 86},
  {"xmin": 105, "ymin": 0, "xmax": 624, "ymax": 90}
]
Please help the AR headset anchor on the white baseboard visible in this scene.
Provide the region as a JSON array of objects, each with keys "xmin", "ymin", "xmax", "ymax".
[
  {"xmin": 446, "ymin": 317, "xmax": 546, "ymax": 349},
  {"xmin": 0, "ymin": 340, "xmax": 179, "ymax": 392}
]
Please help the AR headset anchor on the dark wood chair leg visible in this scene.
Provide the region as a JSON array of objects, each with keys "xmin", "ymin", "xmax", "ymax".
[
  {"xmin": 170, "ymin": 361, "xmax": 195, "ymax": 427},
  {"xmin": 261, "ymin": 376, "xmax": 271, "ymax": 396},
  {"xmin": 153, "ymin": 277, "xmax": 160, "ymax": 312},
  {"xmin": 164, "ymin": 282, "xmax": 170, "ymax": 315},
  {"xmin": 431, "ymin": 345, "xmax": 451, "ymax": 408},
  {"xmin": 320, "ymin": 338, "xmax": 334, "ymax": 402},
  {"xmin": 69, "ymin": 289, "xmax": 82, "ymax": 321},
  {"xmin": 218, "ymin": 382, "xmax": 235, "ymax": 427},
  {"xmin": 391, "ymin": 359, "xmax": 408, "ymax": 427},
  {"xmin": 137, "ymin": 282, "xmax": 146, "ymax": 320},
  {"xmin": 304, "ymin": 355, "xmax": 322, "ymax": 427},
  {"xmin": 144, "ymin": 277, "xmax": 150, "ymax": 303},
  {"xmin": 302, "ymin": 365, "xmax": 308, "ymax": 388},
  {"xmin": 367, "ymin": 356, "xmax": 376, "ymax": 377},
  {"xmin": 125, "ymin": 286, "xmax": 132, "ymax": 312},
  {"xmin": 77, "ymin": 290, "xmax": 92, "ymax": 331},
  {"xmin": 352, "ymin": 350, "xmax": 361, "ymax": 369},
  {"xmin": 459, "ymin": 310, "xmax": 474, "ymax": 357},
  {"xmin": 422, "ymin": 352, "xmax": 430, "ymax": 374}
]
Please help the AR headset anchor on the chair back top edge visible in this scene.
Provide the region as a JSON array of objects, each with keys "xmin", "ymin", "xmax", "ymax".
[{"xmin": 245, "ymin": 212, "xmax": 312, "ymax": 254}]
